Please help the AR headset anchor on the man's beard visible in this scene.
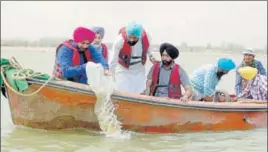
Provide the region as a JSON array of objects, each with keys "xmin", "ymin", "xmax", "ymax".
[
  {"xmin": 162, "ymin": 60, "xmax": 173, "ymax": 66},
  {"xmin": 93, "ymin": 42, "xmax": 101, "ymax": 48},
  {"xmin": 78, "ymin": 48, "xmax": 86, "ymax": 52},
  {"xmin": 216, "ymin": 71, "xmax": 226, "ymax": 80},
  {"xmin": 127, "ymin": 40, "xmax": 138, "ymax": 46}
]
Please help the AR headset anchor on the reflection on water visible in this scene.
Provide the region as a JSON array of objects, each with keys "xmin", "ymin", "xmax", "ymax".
[{"xmin": 1, "ymin": 47, "xmax": 267, "ymax": 152}]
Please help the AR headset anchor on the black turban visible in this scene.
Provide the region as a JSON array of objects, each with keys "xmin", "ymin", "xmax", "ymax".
[{"xmin": 159, "ymin": 43, "xmax": 179, "ymax": 59}]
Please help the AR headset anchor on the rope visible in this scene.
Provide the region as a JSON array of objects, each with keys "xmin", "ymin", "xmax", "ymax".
[{"xmin": 1, "ymin": 57, "xmax": 54, "ymax": 97}]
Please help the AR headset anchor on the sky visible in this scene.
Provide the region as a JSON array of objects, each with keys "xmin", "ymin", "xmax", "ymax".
[{"xmin": 1, "ymin": 1, "xmax": 267, "ymax": 48}]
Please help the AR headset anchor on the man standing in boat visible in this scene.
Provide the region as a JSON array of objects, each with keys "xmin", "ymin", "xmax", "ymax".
[
  {"xmin": 144, "ymin": 43, "xmax": 192, "ymax": 102},
  {"xmin": 236, "ymin": 66, "xmax": 267, "ymax": 101},
  {"xmin": 90, "ymin": 26, "xmax": 109, "ymax": 62},
  {"xmin": 53, "ymin": 27, "xmax": 110, "ymax": 84},
  {"xmin": 190, "ymin": 58, "xmax": 236, "ymax": 102},
  {"xmin": 109, "ymin": 22, "xmax": 156, "ymax": 94},
  {"xmin": 235, "ymin": 49, "xmax": 266, "ymax": 95}
]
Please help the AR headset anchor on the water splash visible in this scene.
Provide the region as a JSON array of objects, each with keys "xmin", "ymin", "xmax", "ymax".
[{"xmin": 86, "ymin": 62, "xmax": 131, "ymax": 139}]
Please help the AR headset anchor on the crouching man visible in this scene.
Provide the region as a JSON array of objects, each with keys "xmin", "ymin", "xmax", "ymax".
[{"xmin": 236, "ymin": 66, "xmax": 267, "ymax": 101}]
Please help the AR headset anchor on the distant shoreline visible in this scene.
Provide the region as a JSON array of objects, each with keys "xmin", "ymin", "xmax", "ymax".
[
  {"xmin": 1, "ymin": 46, "xmax": 267, "ymax": 56},
  {"xmin": 2, "ymin": 39, "xmax": 267, "ymax": 56}
]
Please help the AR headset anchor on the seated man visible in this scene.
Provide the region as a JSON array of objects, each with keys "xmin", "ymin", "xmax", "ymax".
[
  {"xmin": 236, "ymin": 66, "xmax": 267, "ymax": 101},
  {"xmin": 90, "ymin": 26, "xmax": 109, "ymax": 62},
  {"xmin": 235, "ymin": 49, "xmax": 266, "ymax": 95},
  {"xmin": 53, "ymin": 27, "xmax": 110, "ymax": 84},
  {"xmin": 190, "ymin": 58, "xmax": 236, "ymax": 102},
  {"xmin": 144, "ymin": 43, "xmax": 192, "ymax": 102}
]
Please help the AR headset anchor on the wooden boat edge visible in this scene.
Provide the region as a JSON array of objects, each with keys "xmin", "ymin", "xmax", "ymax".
[{"xmin": 21, "ymin": 78, "xmax": 268, "ymax": 112}]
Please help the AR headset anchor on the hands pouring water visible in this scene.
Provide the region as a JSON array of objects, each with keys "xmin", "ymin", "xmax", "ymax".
[{"xmin": 104, "ymin": 69, "xmax": 112, "ymax": 76}]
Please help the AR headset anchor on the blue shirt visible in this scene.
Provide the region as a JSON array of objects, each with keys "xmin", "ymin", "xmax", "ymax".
[
  {"xmin": 235, "ymin": 59, "xmax": 266, "ymax": 95},
  {"xmin": 190, "ymin": 64, "xmax": 219, "ymax": 97},
  {"xmin": 56, "ymin": 41, "xmax": 109, "ymax": 84}
]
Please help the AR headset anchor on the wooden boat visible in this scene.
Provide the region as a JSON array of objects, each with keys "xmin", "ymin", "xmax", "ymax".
[{"xmin": 2, "ymin": 76, "xmax": 267, "ymax": 134}]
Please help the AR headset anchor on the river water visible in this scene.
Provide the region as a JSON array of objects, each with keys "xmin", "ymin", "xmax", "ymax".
[{"xmin": 1, "ymin": 47, "xmax": 267, "ymax": 152}]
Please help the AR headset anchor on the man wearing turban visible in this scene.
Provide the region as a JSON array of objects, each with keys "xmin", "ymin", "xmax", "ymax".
[
  {"xmin": 52, "ymin": 27, "xmax": 110, "ymax": 84},
  {"xmin": 190, "ymin": 58, "xmax": 236, "ymax": 102},
  {"xmin": 235, "ymin": 48, "xmax": 266, "ymax": 95},
  {"xmin": 145, "ymin": 43, "xmax": 192, "ymax": 102},
  {"xmin": 90, "ymin": 26, "xmax": 109, "ymax": 62},
  {"xmin": 236, "ymin": 66, "xmax": 267, "ymax": 101},
  {"xmin": 109, "ymin": 22, "xmax": 156, "ymax": 94}
]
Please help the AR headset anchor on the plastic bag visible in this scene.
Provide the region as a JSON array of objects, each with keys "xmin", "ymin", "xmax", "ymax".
[{"xmin": 85, "ymin": 62, "xmax": 122, "ymax": 135}]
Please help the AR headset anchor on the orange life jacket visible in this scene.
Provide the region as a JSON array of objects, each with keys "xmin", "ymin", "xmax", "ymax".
[
  {"xmin": 52, "ymin": 40, "xmax": 93, "ymax": 79},
  {"xmin": 150, "ymin": 62, "xmax": 182, "ymax": 99},
  {"xmin": 118, "ymin": 27, "xmax": 149, "ymax": 69}
]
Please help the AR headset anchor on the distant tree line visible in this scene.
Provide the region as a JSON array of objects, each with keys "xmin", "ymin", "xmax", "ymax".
[
  {"xmin": 1, "ymin": 38, "xmax": 266, "ymax": 53},
  {"xmin": 1, "ymin": 38, "xmax": 67, "ymax": 47}
]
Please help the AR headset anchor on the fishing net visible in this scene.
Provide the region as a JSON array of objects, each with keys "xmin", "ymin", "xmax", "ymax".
[{"xmin": 85, "ymin": 62, "xmax": 124, "ymax": 137}]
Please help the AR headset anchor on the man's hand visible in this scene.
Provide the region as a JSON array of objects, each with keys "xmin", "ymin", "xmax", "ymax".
[
  {"xmin": 231, "ymin": 97, "xmax": 238, "ymax": 102},
  {"xmin": 149, "ymin": 55, "xmax": 158, "ymax": 64},
  {"xmin": 180, "ymin": 96, "xmax": 189, "ymax": 102},
  {"xmin": 144, "ymin": 89, "xmax": 150, "ymax": 95},
  {"xmin": 203, "ymin": 95, "xmax": 214, "ymax": 102},
  {"xmin": 104, "ymin": 69, "xmax": 112, "ymax": 76},
  {"xmin": 181, "ymin": 85, "xmax": 192, "ymax": 102}
]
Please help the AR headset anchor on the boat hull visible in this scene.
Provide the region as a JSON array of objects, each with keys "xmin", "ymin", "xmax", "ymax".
[{"xmin": 4, "ymin": 79, "xmax": 267, "ymax": 133}]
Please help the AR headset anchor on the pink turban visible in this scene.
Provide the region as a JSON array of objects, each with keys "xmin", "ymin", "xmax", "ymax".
[{"xmin": 73, "ymin": 27, "xmax": 95, "ymax": 43}]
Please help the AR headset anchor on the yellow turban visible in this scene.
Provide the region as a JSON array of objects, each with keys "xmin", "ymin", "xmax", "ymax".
[{"xmin": 238, "ymin": 66, "xmax": 258, "ymax": 80}]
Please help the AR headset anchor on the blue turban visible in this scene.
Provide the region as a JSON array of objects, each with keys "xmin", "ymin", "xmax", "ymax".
[
  {"xmin": 90, "ymin": 26, "xmax": 105, "ymax": 38},
  {"xmin": 217, "ymin": 58, "xmax": 236, "ymax": 71},
  {"xmin": 126, "ymin": 22, "xmax": 143, "ymax": 38}
]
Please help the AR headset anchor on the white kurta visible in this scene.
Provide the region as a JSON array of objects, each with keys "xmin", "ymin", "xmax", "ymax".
[{"xmin": 109, "ymin": 31, "xmax": 153, "ymax": 94}]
